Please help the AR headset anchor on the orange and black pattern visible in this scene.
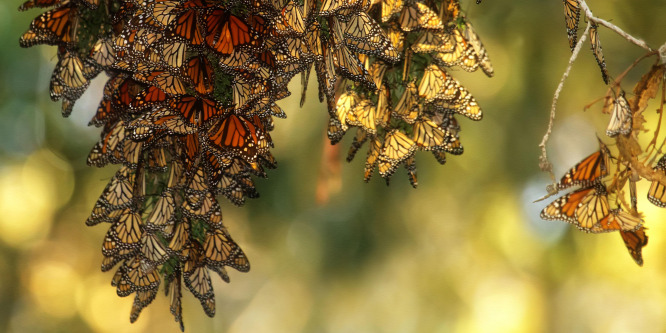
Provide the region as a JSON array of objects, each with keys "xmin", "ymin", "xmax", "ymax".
[
  {"xmin": 20, "ymin": 0, "xmax": 492, "ymax": 329},
  {"xmin": 329, "ymin": 0, "xmax": 493, "ymax": 187}
]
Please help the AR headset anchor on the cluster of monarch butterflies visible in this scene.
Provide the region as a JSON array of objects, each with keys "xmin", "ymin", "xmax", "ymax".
[
  {"xmin": 540, "ymin": 1, "xmax": 666, "ymax": 266},
  {"xmin": 19, "ymin": 0, "xmax": 491, "ymax": 330},
  {"xmin": 540, "ymin": 141, "xmax": 648, "ymax": 265},
  {"xmin": 332, "ymin": 0, "xmax": 493, "ymax": 186}
]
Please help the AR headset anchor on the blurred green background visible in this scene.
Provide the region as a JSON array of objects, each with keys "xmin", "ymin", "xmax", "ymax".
[{"xmin": 3, "ymin": 1, "xmax": 666, "ymax": 332}]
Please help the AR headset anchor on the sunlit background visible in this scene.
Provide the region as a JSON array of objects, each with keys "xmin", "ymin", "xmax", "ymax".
[{"xmin": 2, "ymin": 1, "xmax": 666, "ymax": 332}]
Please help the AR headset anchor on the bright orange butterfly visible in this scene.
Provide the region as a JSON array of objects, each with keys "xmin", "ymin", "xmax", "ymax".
[
  {"xmin": 555, "ymin": 141, "xmax": 611, "ymax": 190},
  {"xmin": 185, "ymin": 56, "xmax": 215, "ymax": 95},
  {"xmin": 541, "ymin": 183, "xmax": 612, "ymax": 233},
  {"xmin": 169, "ymin": 95, "xmax": 227, "ymax": 127},
  {"xmin": 207, "ymin": 114, "xmax": 263, "ymax": 161},
  {"xmin": 20, "ymin": 3, "xmax": 77, "ymax": 47},
  {"xmin": 620, "ymin": 226, "xmax": 648, "ymax": 266},
  {"xmin": 205, "ymin": 9, "xmax": 255, "ymax": 56}
]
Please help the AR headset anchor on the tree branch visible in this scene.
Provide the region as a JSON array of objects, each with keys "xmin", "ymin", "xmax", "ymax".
[
  {"xmin": 579, "ymin": 0, "xmax": 653, "ymax": 52},
  {"xmin": 538, "ymin": 21, "xmax": 592, "ymax": 182}
]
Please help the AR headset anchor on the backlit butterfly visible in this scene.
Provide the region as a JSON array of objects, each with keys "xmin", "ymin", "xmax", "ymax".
[
  {"xmin": 540, "ymin": 183, "xmax": 614, "ymax": 233},
  {"xmin": 20, "ymin": 3, "xmax": 77, "ymax": 47},
  {"xmin": 206, "ymin": 9, "xmax": 256, "ymax": 56},
  {"xmin": 589, "ymin": 23, "xmax": 609, "ymax": 84},
  {"xmin": 606, "ymin": 91, "xmax": 632, "ymax": 137},
  {"xmin": 620, "ymin": 226, "xmax": 648, "ymax": 266},
  {"xmin": 648, "ymin": 155, "xmax": 666, "ymax": 207},
  {"xmin": 555, "ymin": 140, "xmax": 610, "ymax": 190},
  {"xmin": 563, "ymin": 0, "xmax": 581, "ymax": 51},
  {"xmin": 399, "ymin": 2, "xmax": 443, "ymax": 32}
]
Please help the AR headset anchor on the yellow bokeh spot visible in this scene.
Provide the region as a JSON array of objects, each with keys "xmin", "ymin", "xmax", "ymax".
[
  {"xmin": 77, "ymin": 276, "xmax": 149, "ymax": 333},
  {"xmin": 27, "ymin": 261, "xmax": 81, "ymax": 318},
  {"xmin": 0, "ymin": 149, "xmax": 74, "ymax": 248}
]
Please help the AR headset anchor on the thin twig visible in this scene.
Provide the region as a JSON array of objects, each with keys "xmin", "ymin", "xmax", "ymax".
[
  {"xmin": 538, "ymin": 21, "xmax": 592, "ymax": 181},
  {"xmin": 579, "ymin": 0, "xmax": 653, "ymax": 52}
]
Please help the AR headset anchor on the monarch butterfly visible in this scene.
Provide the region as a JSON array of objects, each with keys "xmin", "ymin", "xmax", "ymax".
[
  {"xmin": 133, "ymin": 67, "xmax": 186, "ymax": 95},
  {"xmin": 131, "ymin": 85, "xmax": 168, "ymax": 110},
  {"xmin": 174, "ymin": 133, "xmax": 200, "ymax": 172},
  {"xmin": 87, "ymin": 120, "xmax": 126, "ymax": 167},
  {"xmin": 217, "ymin": 49, "xmax": 257, "ymax": 74},
  {"xmin": 412, "ymin": 30, "xmax": 455, "ymax": 54},
  {"xmin": 183, "ymin": 242, "xmax": 216, "ymax": 317},
  {"xmin": 161, "ymin": 41, "xmax": 188, "ymax": 68},
  {"xmin": 319, "ymin": 0, "xmax": 368, "ymax": 16},
  {"xmin": 86, "ymin": 202, "xmax": 124, "ymax": 226},
  {"xmin": 164, "ymin": 268, "xmax": 184, "ymax": 331},
  {"xmin": 432, "ymin": 150, "xmax": 447, "ymax": 164},
  {"xmin": 102, "ymin": 209, "xmax": 143, "ymax": 258},
  {"xmin": 620, "ymin": 226, "xmax": 648, "ymax": 266},
  {"xmin": 346, "ymin": 129, "xmax": 369, "ymax": 162},
  {"xmin": 170, "ymin": 95, "xmax": 226, "ymax": 127},
  {"xmin": 206, "ymin": 9, "xmax": 255, "ymax": 56},
  {"xmin": 540, "ymin": 183, "xmax": 616, "ymax": 233},
  {"xmin": 327, "ymin": 116, "xmax": 347, "ymax": 144},
  {"xmin": 381, "ymin": 129, "xmax": 416, "ymax": 165},
  {"xmin": 375, "ymin": 86, "xmax": 392, "ymax": 127},
  {"xmin": 381, "ymin": 0, "xmax": 404, "ymax": 22},
  {"xmin": 648, "ymin": 155, "xmax": 666, "ymax": 207},
  {"xmin": 418, "ymin": 64, "xmax": 448, "ymax": 102},
  {"xmin": 90, "ymin": 38, "xmax": 116, "ymax": 67},
  {"xmin": 603, "ymin": 209, "xmax": 642, "ymax": 232},
  {"xmin": 606, "ymin": 91, "xmax": 632, "ymax": 137},
  {"xmin": 400, "ymin": 2, "xmax": 443, "ymax": 31},
  {"xmin": 315, "ymin": 47, "xmax": 337, "ymax": 105},
  {"xmin": 167, "ymin": 7, "xmax": 205, "ymax": 45},
  {"xmin": 18, "ymin": 0, "xmax": 62, "ymax": 11},
  {"xmin": 151, "ymin": 0, "xmax": 180, "ymax": 27},
  {"xmin": 20, "ymin": 3, "xmax": 77, "ymax": 47},
  {"xmin": 274, "ymin": 1, "xmax": 305, "ymax": 36},
  {"xmin": 412, "ymin": 118, "xmax": 446, "ymax": 150},
  {"xmin": 124, "ymin": 256, "xmax": 161, "ymax": 292},
  {"xmin": 395, "ymin": 81, "xmax": 419, "ymax": 123},
  {"xmin": 129, "ymin": 107, "xmax": 197, "ymax": 138},
  {"xmin": 130, "ymin": 289, "xmax": 159, "ymax": 323},
  {"xmin": 438, "ymin": 112, "xmax": 464, "ymax": 155},
  {"xmin": 589, "ymin": 23, "xmax": 609, "ymax": 84},
  {"xmin": 368, "ymin": 61, "xmax": 387, "ymax": 91},
  {"xmin": 435, "ymin": 86, "xmax": 483, "ymax": 121},
  {"xmin": 203, "ymin": 228, "xmax": 250, "ymax": 271},
  {"xmin": 405, "ymin": 156, "xmax": 418, "ymax": 188},
  {"xmin": 386, "ymin": 24, "xmax": 404, "ymax": 52},
  {"xmin": 141, "ymin": 232, "xmax": 169, "ymax": 264},
  {"xmin": 350, "ymin": 99, "xmax": 377, "ymax": 134},
  {"xmin": 432, "ymin": 29, "xmax": 469, "ymax": 67},
  {"xmin": 168, "ymin": 219, "xmax": 190, "ymax": 253},
  {"xmin": 335, "ymin": 91, "xmax": 360, "ymax": 131},
  {"xmin": 461, "ymin": 21, "xmax": 494, "ymax": 77},
  {"xmin": 556, "ymin": 141, "xmax": 610, "ymax": 190},
  {"xmin": 184, "ymin": 192, "xmax": 215, "ymax": 219},
  {"xmin": 96, "ymin": 166, "xmax": 135, "ymax": 209},
  {"xmin": 333, "ymin": 44, "xmax": 376, "ymax": 90},
  {"xmin": 91, "ymin": 74, "xmax": 125, "ymax": 127},
  {"xmin": 364, "ymin": 137, "xmax": 383, "ymax": 181},
  {"xmin": 146, "ymin": 192, "xmax": 175, "ymax": 228},
  {"xmin": 442, "ymin": 0, "xmax": 460, "ymax": 22},
  {"xmin": 51, "ymin": 49, "xmax": 99, "ymax": 104},
  {"xmin": 344, "ymin": 12, "xmax": 399, "ymax": 63},
  {"xmin": 207, "ymin": 114, "xmax": 262, "ymax": 161},
  {"xmin": 563, "ymin": 0, "xmax": 581, "ymax": 51}
]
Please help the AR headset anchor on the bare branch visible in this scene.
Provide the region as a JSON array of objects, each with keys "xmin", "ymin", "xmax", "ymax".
[
  {"xmin": 538, "ymin": 21, "xmax": 592, "ymax": 181},
  {"xmin": 579, "ymin": 0, "xmax": 653, "ymax": 52}
]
